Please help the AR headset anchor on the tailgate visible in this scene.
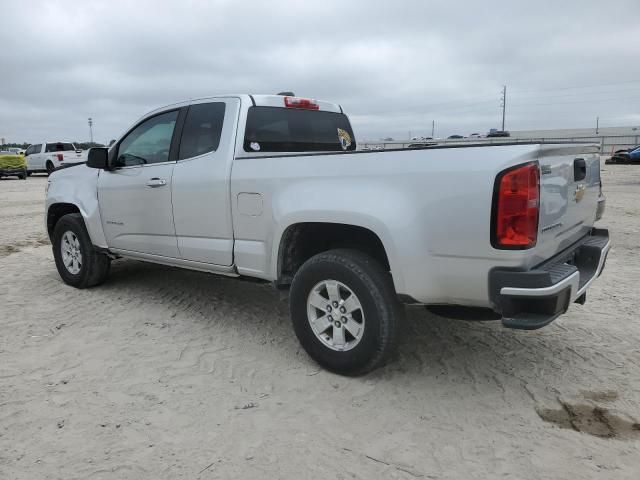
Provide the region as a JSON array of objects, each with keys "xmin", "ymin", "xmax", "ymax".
[
  {"xmin": 534, "ymin": 144, "xmax": 601, "ymax": 264},
  {"xmin": 62, "ymin": 151, "xmax": 85, "ymax": 162}
]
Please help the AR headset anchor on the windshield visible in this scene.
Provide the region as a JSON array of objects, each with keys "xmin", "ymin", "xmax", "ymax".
[{"xmin": 244, "ymin": 106, "xmax": 356, "ymax": 153}]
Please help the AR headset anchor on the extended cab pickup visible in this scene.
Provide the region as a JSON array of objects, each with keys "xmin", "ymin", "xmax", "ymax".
[
  {"xmin": 45, "ymin": 94, "xmax": 610, "ymax": 375},
  {"xmin": 25, "ymin": 142, "xmax": 85, "ymax": 175}
]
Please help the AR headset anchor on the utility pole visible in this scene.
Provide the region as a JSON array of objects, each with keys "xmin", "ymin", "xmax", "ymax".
[
  {"xmin": 88, "ymin": 117, "xmax": 94, "ymax": 144},
  {"xmin": 596, "ymin": 116, "xmax": 599, "ymax": 134},
  {"xmin": 500, "ymin": 85, "xmax": 507, "ymax": 131},
  {"xmin": 431, "ymin": 120, "xmax": 435, "ymax": 138}
]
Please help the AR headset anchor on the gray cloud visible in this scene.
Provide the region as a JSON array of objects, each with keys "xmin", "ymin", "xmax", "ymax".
[{"xmin": 2, "ymin": 0, "xmax": 639, "ymax": 143}]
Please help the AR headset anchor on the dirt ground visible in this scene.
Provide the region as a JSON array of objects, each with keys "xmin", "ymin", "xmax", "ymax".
[{"xmin": 1, "ymin": 166, "xmax": 639, "ymax": 480}]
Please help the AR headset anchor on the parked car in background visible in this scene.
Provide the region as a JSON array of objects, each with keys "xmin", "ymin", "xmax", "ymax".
[
  {"xmin": 411, "ymin": 136, "xmax": 434, "ymax": 141},
  {"xmin": 0, "ymin": 151, "xmax": 27, "ymax": 179},
  {"xmin": 24, "ymin": 142, "xmax": 86, "ymax": 175},
  {"xmin": 487, "ymin": 130, "xmax": 511, "ymax": 138},
  {"xmin": 468, "ymin": 133, "xmax": 483, "ymax": 139},
  {"xmin": 45, "ymin": 93, "xmax": 609, "ymax": 375},
  {"xmin": 628, "ymin": 146, "xmax": 640, "ymax": 162},
  {"xmin": 447, "ymin": 135, "xmax": 464, "ymax": 139},
  {"xmin": 407, "ymin": 143, "xmax": 437, "ymax": 148},
  {"xmin": 606, "ymin": 145, "xmax": 640, "ymax": 164},
  {"xmin": 3, "ymin": 147, "xmax": 25, "ymax": 155}
]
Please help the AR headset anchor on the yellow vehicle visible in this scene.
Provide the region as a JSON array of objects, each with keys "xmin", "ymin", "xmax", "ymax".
[{"xmin": 0, "ymin": 151, "xmax": 27, "ymax": 180}]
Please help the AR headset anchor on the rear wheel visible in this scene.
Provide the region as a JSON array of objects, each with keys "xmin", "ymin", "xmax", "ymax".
[
  {"xmin": 52, "ymin": 213, "xmax": 110, "ymax": 288},
  {"xmin": 46, "ymin": 161, "xmax": 55, "ymax": 175},
  {"xmin": 289, "ymin": 249, "xmax": 401, "ymax": 376}
]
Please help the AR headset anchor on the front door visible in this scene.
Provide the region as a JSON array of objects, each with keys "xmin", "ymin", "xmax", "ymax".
[{"xmin": 97, "ymin": 109, "xmax": 181, "ymax": 258}]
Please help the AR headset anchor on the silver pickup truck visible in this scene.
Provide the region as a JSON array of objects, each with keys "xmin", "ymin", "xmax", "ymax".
[{"xmin": 45, "ymin": 94, "xmax": 609, "ymax": 375}]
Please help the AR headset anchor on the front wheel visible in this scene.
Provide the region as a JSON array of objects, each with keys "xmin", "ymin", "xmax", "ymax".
[
  {"xmin": 52, "ymin": 213, "xmax": 110, "ymax": 288},
  {"xmin": 289, "ymin": 249, "xmax": 402, "ymax": 376}
]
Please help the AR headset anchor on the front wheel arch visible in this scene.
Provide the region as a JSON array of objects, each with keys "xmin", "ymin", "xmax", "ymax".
[
  {"xmin": 47, "ymin": 203, "xmax": 82, "ymax": 240},
  {"xmin": 52, "ymin": 213, "xmax": 110, "ymax": 288}
]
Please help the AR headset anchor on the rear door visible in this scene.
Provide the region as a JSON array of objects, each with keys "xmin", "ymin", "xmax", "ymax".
[
  {"xmin": 171, "ymin": 98, "xmax": 240, "ymax": 265},
  {"xmin": 97, "ymin": 109, "xmax": 182, "ymax": 258},
  {"xmin": 537, "ymin": 145, "xmax": 601, "ymax": 258}
]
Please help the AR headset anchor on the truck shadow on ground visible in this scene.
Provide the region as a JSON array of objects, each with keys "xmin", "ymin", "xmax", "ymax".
[
  {"xmin": 73, "ymin": 259, "xmax": 640, "ymax": 439},
  {"xmin": 102, "ymin": 259, "xmax": 601, "ymax": 378}
]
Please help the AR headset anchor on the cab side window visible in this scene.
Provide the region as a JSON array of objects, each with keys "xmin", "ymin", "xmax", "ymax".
[
  {"xmin": 178, "ymin": 103, "xmax": 226, "ymax": 160},
  {"xmin": 116, "ymin": 110, "xmax": 178, "ymax": 167},
  {"xmin": 27, "ymin": 144, "xmax": 42, "ymax": 155}
]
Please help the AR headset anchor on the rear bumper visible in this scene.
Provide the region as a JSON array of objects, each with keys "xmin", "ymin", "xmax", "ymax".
[
  {"xmin": 0, "ymin": 167, "xmax": 26, "ymax": 176},
  {"xmin": 489, "ymin": 228, "xmax": 610, "ymax": 329}
]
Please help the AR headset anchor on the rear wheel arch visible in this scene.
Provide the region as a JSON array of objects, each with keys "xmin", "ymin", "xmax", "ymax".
[{"xmin": 275, "ymin": 222, "xmax": 394, "ymax": 288}]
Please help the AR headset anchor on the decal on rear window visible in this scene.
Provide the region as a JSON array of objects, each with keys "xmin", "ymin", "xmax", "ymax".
[{"xmin": 337, "ymin": 128, "xmax": 352, "ymax": 151}]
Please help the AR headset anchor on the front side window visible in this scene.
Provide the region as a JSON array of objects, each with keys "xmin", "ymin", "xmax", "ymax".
[
  {"xmin": 45, "ymin": 142, "xmax": 74, "ymax": 152},
  {"xmin": 116, "ymin": 110, "xmax": 178, "ymax": 167},
  {"xmin": 178, "ymin": 102, "xmax": 226, "ymax": 160},
  {"xmin": 31, "ymin": 144, "xmax": 42, "ymax": 155},
  {"xmin": 25, "ymin": 145, "xmax": 36, "ymax": 155},
  {"xmin": 244, "ymin": 107, "xmax": 356, "ymax": 152}
]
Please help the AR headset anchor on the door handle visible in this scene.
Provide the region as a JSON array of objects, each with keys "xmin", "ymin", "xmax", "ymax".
[
  {"xmin": 573, "ymin": 158, "xmax": 586, "ymax": 181},
  {"xmin": 146, "ymin": 178, "xmax": 167, "ymax": 188}
]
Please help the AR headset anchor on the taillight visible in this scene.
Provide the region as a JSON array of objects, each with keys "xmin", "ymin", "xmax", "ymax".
[
  {"xmin": 492, "ymin": 162, "xmax": 540, "ymax": 249},
  {"xmin": 284, "ymin": 96, "xmax": 319, "ymax": 110},
  {"xmin": 56, "ymin": 153, "xmax": 64, "ymax": 162}
]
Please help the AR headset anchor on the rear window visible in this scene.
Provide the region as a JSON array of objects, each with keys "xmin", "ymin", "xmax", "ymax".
[
  {"xmin": 244, "ymin": 106, "xmax": 356, "ymax": 153},
  {"xmin": 45, "ymin": 143, "xmax": 74, "ymax": 152}
]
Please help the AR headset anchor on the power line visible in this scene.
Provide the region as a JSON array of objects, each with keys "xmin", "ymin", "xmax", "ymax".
[
  {"xmin": 510, "ymin": 95, "xmax": 640, "ymax": 107},
  {"xmin": 511, "ymin": 86, "xmax": 640, "ymax": 100},
  {"xmin": 510, "ymin": 79, "xmax": 640, "ymax": 94}
]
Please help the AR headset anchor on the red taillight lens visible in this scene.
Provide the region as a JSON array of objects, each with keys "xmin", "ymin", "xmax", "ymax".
[
  {"xmin": 56, "ymin": 153, "xmax": 64, "ymax": 161},
  {"xmin": 492, "ymin": 162, "xmax": 540, "ymax": 249},
  {"xmin": 284, "ymin": 96, "xmax": 319, "ymax": 110}
]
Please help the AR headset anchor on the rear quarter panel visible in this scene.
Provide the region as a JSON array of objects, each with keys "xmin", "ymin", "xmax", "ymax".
[{"xmin": 231, "ymin": 145, "xmax": 548, "ymax": 305}]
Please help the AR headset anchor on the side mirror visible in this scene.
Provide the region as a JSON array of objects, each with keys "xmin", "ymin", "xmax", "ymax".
[{"xmin": 87, "ymin": 147, "xmax": 109, "ymax": 169}]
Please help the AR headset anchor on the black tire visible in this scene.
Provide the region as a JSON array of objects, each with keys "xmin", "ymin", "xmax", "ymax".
[
  {"xmin": 52, "ymin": 213, "xmax": 110, "ymax": 288},
  {"xmin": 18, "ymin": 169, "xmax": 27, "ymax": 180},
  {"xmin": 46, "ymin": 161, "xmax": 55, "ymax": 175},
  {"xmin": 27, "ymin": 171, "xmax": 32, "ymax": 176},
  {"xmin": 289, "ymin": 249, "xmax": 402, "ymax": 376}
]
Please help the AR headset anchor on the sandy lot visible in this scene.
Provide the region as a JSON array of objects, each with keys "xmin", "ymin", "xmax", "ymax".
[{"xmin": 1, "ymin": 167, "xmax": 639, "ymax": 480}]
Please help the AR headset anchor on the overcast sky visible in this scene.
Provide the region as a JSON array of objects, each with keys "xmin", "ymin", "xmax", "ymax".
[{"xmin": 2, "ymin": 0, "xmax": 639, "ymax": 143}]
